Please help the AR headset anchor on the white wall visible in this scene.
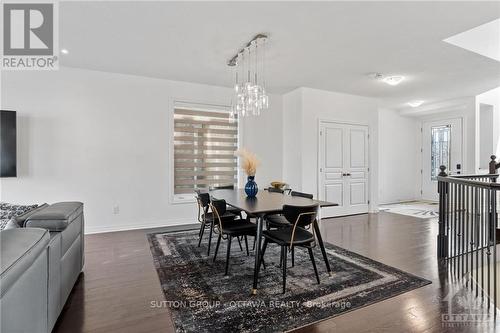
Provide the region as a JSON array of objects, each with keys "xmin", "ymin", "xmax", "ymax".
[
  {"xmin": 476, "ymin": 87, "xmax": 500, "ymax": 170},
  {"xmin": 378, "ymin": 108, "xmax": 420, "ymax": 204},
  {"xmin": 282, "ymin": 87, "xmax": 380, "ymax": 212},
  {"xmin": 0, "ymin": 67, "xmax": 283, "ymax": 233},
  {"xmin": 282, "ymin": 88, "xmax": 302, "ymax": 190}
]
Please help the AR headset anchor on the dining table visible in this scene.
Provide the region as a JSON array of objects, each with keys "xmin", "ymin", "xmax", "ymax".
[{"xmin": 210, "ymin": 188, "xmax": 338, "ymax": 294}]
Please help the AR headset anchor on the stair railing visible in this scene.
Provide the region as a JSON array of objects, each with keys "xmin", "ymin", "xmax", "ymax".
[{"xmin": 437, "ymin": 160, "xmax": 499, "ymax": 312}]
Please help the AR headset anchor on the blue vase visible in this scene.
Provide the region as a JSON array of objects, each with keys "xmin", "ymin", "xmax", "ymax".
[{"xmin": 245, "ymin": 176, "xmax": 258, "ymax": 197}]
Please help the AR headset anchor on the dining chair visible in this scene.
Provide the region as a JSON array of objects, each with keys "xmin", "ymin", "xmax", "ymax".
[
  {"xmin": 209, "ymin": 185, "xmax": 244, "ymax": 218},
  {"xmin": 265, "ymin": 191, "xmax": 314, "ymax": 266},
  {"xmin": 210, "ymin": 199, "xmax": 259, "ymax": 275},
  {"xmin": 196, "ymin": 192, "xmax": 241, "ymax": 256},
  {"xmin": 258, "ymin": 204, "xmax": 320, "ymax": 293}
]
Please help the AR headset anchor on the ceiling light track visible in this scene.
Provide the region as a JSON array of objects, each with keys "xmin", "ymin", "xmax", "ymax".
[{"xmin": 227, "ymin": 34, "xmax": 268, "ymax": 67}]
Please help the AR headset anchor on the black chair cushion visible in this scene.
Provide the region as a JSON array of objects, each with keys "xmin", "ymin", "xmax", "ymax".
[
  {"xmin": 265, "ymin": 214, "xmax": 289, "ymax": 228},
  {"xmin": 263, "ymin": 226, "xmax": 314, "ymax": 245},
  {"xmin": 221, "ymin": 219, "xmax": 257, "ymax": 236}
]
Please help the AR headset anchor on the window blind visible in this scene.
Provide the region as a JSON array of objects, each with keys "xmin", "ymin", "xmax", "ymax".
[{"xmin": 173, "ymin": 107, "xmax": 238, "ymax": 195}]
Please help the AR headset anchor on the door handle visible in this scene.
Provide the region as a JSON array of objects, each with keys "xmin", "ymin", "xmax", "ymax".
[{"xmin": 342, "ymin": 173, "xmax": 351, "ymax": 177}]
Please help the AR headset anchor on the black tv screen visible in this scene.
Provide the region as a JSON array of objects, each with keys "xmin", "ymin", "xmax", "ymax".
[{"xmin": 0, "ymin": 110, "xmax": 17, "ymax": 177}]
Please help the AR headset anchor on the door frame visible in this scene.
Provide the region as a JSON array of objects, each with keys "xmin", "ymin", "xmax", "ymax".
[
  {"xmin": 420, "ymin": 116, "xmax": 465, "ymax": 201},
  {"xmin": 317, "ymin": 119, "xmax": 371, "ymax": 214}
]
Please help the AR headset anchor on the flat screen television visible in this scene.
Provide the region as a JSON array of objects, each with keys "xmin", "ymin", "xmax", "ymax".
[{"xmin": 0, "ymin": 110, "xmax": 17, "ymax": 177}]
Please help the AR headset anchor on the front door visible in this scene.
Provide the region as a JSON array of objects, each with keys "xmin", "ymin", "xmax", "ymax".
[
  {"xmin": 421, "ymin": 118, "xmax": 463, "ymax": 201},
  {"xmin": 319, "ymin": 122, "xmax": 369, "ymax": 217}
]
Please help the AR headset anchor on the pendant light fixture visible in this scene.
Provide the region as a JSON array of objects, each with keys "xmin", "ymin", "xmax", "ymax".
[{"xmin": 228, "ymin": 34, "xmax": 269, "ymax": 119}]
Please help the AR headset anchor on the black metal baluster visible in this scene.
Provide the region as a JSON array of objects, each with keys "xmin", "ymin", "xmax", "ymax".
[
  {"xmin": 465, "ymin": 184, "xmax": 469, "ymax": 285},
  {"xmin": 460, "ymin": 184, "xmax": 465, "ymax": 279},
  {"xmin": 475, "ymin": 187, "xmax": 479, "ymax": 297},
  {"xmin": 453, "ymin": 183, "xmax": 458, "ymax": 277},
  {"xmin": 444, "ymin": 183, "xmax": 451, "ymax": 259},
  {"xmin": 492, "ymin": 187, "xmax": 497, "ymax": 315},
  {"xmin": 468, "ymin": 186, "xmax": 474, "ymax": 290},
  {"xmin": 487, "ymin": 188, "xmax": 491, "ymax": 309},
  {"xmin": 438, "ymin": 181, "xmax": 445, "ymax": 258},
  {"xmin": 481, "ymin": 188, "xmax": 485, "ymax": 300}
]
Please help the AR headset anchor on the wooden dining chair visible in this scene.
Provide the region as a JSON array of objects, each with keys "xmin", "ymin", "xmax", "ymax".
[{"xmin": 258, "ymin": 204, "xmax": 320, "ymax": 293}]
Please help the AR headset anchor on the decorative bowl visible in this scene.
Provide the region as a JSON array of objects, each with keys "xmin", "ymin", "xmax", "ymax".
[{"xmin": 270, "ymin": 181, "xmax": 286, "ymax": 190}]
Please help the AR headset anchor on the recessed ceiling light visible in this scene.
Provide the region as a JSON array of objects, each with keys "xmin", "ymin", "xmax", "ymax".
[
  {"xmin": 408, "ymin": 100, "xmax": 424, "ymax": 108},
  {"xmin": 381, "ymin": 75, "xmax": 404, "ymax": 86},
  {"xmin": 61, "ymin": 49, "xmax": 69, "ymax": 55}
]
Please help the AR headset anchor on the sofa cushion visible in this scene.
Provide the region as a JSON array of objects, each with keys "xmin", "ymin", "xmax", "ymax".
[
  {"xmin": 0, "ymin": 228, "xmax": 50, "ymax": 297},
  {"xmin": 25, "ymin": 202, "xmax": 83, "ymax": 232}
]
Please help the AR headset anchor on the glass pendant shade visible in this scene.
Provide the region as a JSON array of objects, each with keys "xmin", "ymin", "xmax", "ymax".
[{"xmin": 229, "ymin": 35, "xmax": 269, "ymax": 119}]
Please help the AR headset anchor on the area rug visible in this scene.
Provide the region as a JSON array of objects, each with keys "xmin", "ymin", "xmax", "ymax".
[
  {"xmin": 379, "ymin": 201, "xmax": 439, "ymax": 219},
  {"xmin": 147, "ymin": 230, "xmax": 431, "ymax": 333}
]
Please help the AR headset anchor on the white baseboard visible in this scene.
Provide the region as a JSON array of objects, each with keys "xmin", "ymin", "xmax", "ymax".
[{"xmin": 84, "ymin": 218, "xmax": 195, "ymax": 235}]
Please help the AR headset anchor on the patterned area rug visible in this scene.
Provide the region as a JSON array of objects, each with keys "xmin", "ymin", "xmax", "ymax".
[
  {"xmin": 147, "ymin": 230, "xmax": 431, "ymax": 332},
  {"xmin": 379, "ymin": 201, "xmax": 439, "ymax": 219}
]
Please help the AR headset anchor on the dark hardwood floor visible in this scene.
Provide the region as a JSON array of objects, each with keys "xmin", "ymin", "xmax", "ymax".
[{"xmin": 53, "ymin": 212, "xmax": 499, "ymax": 333}]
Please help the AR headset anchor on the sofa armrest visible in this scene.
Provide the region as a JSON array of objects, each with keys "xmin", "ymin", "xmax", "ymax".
[{"xmin": 25, "ymin": 202, "xmax": 83, "ymax": 232}]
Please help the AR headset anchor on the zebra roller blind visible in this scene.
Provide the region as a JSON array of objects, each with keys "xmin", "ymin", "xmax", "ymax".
[{"xmin": 173, "ymin": 105, "xmax": 238, "ymax": 195}]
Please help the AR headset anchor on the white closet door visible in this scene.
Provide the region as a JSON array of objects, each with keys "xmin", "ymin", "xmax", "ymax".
[{"xmin": 319, "ymin": 122, "xmax": 369, "ymax": 217}]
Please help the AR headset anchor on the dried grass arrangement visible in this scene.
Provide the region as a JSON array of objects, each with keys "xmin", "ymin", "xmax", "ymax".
[{"xmin": 235, "ymin": 148, "xmax": 260, "ymax": 177}]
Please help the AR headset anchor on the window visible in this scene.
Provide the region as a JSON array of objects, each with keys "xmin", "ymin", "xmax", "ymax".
[
  {"xmin": 173, "ymin": 103, "xmax": 238, "ymax": 200},
  {"xmin": 431, "ymin": 125, "xmax": 451, "ymax": 181}
]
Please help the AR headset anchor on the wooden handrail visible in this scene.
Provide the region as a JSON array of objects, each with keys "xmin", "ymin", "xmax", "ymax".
[{"xmin": 437, "ymin": 165, "xmax": 500, "ymax": 188}]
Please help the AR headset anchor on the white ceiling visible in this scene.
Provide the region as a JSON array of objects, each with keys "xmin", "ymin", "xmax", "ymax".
[
  {"xmin": 444, "ymin": 18, "xmax": 500, "ymax": 62},
  {"xmin": 60, "ymin": 1, "xmax": 500, "ymax": 109}
]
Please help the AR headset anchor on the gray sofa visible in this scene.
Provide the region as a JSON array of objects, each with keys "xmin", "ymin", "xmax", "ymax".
[{"xmin": 0, "ymin": 202, "xmax": 84, "ymax": 333}]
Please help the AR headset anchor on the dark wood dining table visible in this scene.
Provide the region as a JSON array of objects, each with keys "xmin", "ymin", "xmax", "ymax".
[{"xmin": 210, "ymin": 189, "xmax": 338, "ymax": 294}]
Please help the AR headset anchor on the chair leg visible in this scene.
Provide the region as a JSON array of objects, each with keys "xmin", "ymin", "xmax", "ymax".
[
  {"xmin": 207, "ymin": 221, "xmax": 214, "ymax": 256},
  {"xmin": 213, "ymin": 234, "xmax": 222, "ymax": 263},
  {"xmin": 252, "ymin": 236, "xmax": 256, "ymax": 251},
  {"xmin": 291, "ymin": 247, "xmax": 295, "ymax": 267},
  {"xmin": 237, "ymin": 236, "xmax": 243, "ymax": 251},
  {"xmin": 225, "ymin": 236, "xmax": 232, "ymax": 276},
  {"xmin": 244, "ymin": 236, "xmax": 250, "ymax": 256},
  {"xmin": 308, "ymin": 247, "xmax": 320, "ymax": 284},
  {"xmin": 282, "ymin": 246, "xmax": 287, "ymax": 294},
  {"xmin": 279, "ymin": 249, "xmax": 283, "ymax": 268},
  {"xmin": 197, "ymin": 221, "xmax": 205, "ymax": 247},
  {"xmin": 258, "ymin": 238, "xmax": 269, "ymax": 274}
]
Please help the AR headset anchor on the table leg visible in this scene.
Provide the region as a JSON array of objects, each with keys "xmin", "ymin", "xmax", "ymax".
[
  {"xmin": 313, "ymin": 220, "xmax": 332, "ymax": 276},
  {"xmin": 252, "ymin": 215, "xmax": 264, "ymax": 294}
]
